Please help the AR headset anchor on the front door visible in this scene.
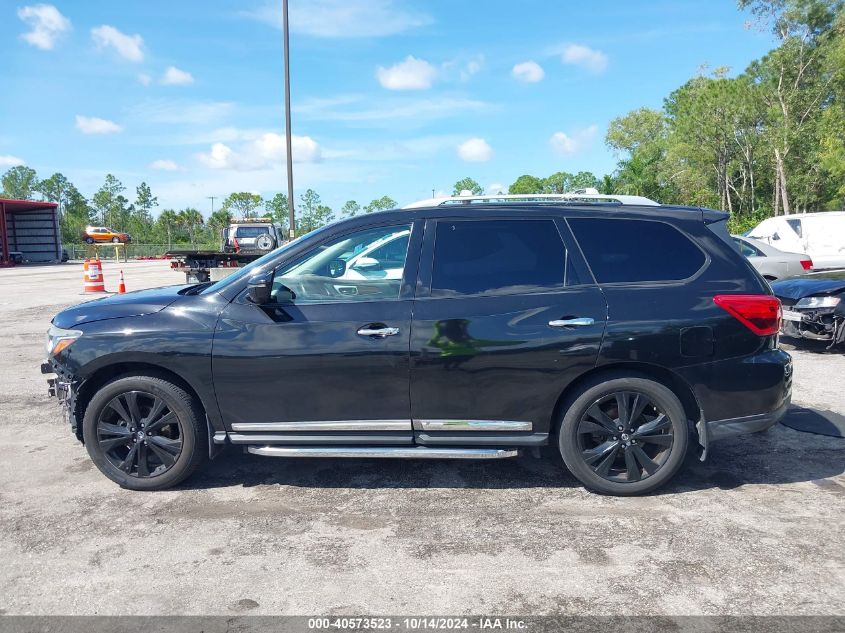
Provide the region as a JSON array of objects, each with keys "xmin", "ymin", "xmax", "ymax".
[
  {"xmin": 212, "ymin": 221, "xmax": 421, "ymax": 442},
  {"xmin": 410, "ymin": 217, "xmax": 607, "ymax": 445}
]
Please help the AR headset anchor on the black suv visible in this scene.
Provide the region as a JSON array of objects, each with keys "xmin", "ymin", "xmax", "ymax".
[{"xmin": 44, "ymin": 196, "xmax": 791, "ymax": 495}]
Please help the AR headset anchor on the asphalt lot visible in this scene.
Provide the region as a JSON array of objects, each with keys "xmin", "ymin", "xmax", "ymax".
[{"xmin": 0, "ymin": 260, "xmax": 843, "ymax": 616}]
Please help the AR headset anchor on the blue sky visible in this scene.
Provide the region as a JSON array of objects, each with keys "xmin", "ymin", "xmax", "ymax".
[{"xmin": 1, "ymin": 0, "xmax": 776, "ymax": 216}]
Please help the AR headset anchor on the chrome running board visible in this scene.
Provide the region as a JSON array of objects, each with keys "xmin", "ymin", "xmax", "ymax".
[{"xmin": 246, "ymin": 446, "xmax": 519, "ymax": 460}]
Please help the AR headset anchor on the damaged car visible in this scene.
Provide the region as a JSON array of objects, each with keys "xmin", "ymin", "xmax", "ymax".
[{"xmin": 772, "ymin": 270, "xmax": 845, "ymax": 348}]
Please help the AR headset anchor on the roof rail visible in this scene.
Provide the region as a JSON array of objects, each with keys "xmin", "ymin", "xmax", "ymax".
[{"xmin": 403, "ymin": 189, "xmax": 659, "ymax": 209}]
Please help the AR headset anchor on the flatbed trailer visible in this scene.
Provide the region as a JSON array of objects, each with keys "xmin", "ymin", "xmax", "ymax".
[{"xmin": 166, "ymin": 249, "xmax": 260, "ymax": 283}]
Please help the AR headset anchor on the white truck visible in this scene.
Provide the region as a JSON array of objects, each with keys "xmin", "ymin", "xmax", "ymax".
[{"xmin": 747, "ymin": 211, "xmax": 845, "ymax": 270}]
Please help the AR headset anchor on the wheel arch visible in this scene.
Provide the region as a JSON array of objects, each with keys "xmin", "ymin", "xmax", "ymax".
[
  {"xmin": 75, "ymin": 362, "xmax": 208, "ymax": 443},
  {"xmin": 548, "ymin": 362, "xmax": 702, "ymax": 439}
]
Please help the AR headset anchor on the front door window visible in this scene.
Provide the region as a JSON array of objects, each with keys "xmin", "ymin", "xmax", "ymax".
[{"xmin": 273, "ymin": 224, "xmax": 412, "ymax": 303}]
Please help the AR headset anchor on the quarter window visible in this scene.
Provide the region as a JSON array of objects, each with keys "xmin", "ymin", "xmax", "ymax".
[
  {"xmin": 430, "ymin": 219, "xmax": 569, "ymax": 297},
  {"xmin": 568, "ymin": 218, "xmax": 705, "ymax": 284}
]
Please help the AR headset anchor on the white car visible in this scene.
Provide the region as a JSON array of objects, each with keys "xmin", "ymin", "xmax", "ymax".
[{"xmin": 747, "ymin": 211, "xmax": 845, "ymax": 270}]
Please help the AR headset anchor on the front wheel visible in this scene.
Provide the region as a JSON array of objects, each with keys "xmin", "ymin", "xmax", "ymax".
[
  {"xmin": 82, "ymin": 375, "xmax": 207, "ymax": 490},
  {"xmin": 558, "ymin": 375, "xmax": 689, "ymax": 496}
]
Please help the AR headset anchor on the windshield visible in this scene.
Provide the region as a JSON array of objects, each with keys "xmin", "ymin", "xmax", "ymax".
[{"xmin": 203, "ymin": 229, "xmax": 316, "ymax": 294}]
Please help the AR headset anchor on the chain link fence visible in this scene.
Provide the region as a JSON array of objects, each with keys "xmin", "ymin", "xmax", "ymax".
[{"xmin": 64, "ymin": 243, "xmax": 217, "ymax": 261}]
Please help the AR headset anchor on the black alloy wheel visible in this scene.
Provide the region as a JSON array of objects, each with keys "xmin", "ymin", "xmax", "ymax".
[
  {"xmin": 83, "ymin": 375, "xmax": 207, "ymax": 490},
  {"xmin": 96, "ymin": 390, "xmax": 183, "ymax": 478},
  {"xmin": 577, "ymin": 391, "xmax": 673, "ymax": 483},
  {"xmin": 558, "ymin": 375, "xmax": 689, "ymax": 495}
]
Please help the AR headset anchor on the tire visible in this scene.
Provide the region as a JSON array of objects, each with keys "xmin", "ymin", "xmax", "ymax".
[
  {"xmin": 558, "ymin": 375, "xmax": 689, "ymax": 496},
  {"xmin": 112, "ymin": 237, "xmax": 120, "ymax": 243},
  {"xmin": 85, "ymin": 237, "xmax": 94, "ymax": 244},
  {"xmin": 82, "ymin": 375, "xmax": 207, "ymax": 491},
  {"xmin": 256, "ymin": 233, "xmax": 276, "ymax": 251}
]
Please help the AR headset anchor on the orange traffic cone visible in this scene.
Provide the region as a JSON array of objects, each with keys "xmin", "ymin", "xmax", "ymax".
[
  {"xmin": 118, "ymin": 270, "xmax": 127, "ymax": 294},
  {"xmin": 83, "ymin": 257, "xmax": 107, "ymax": 293}
]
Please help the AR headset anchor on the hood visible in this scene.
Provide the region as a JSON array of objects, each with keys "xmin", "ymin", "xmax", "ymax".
[
  {"xmin": 771, "ymin": 270, "xmax": 845, "ymax": 301},
  {"xmin": 52, "ymin": 284, "xmax": 190, "ymax": 328}
]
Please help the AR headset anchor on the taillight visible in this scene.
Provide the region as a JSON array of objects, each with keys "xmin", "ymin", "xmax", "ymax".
[
  {"xmin": 713, "ymin": 294, "xmax": 782, "ymax": 337},
  {"xmin": 800, "ymin": 259, "xmax": 813, "ymax": 271}
]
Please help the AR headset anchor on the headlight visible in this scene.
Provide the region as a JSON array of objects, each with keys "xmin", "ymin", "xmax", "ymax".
[
  {"xmin": 46, "ymin": 325, "xmax": 82, "ymax": 356},
  {"xmin": 795, "ymin": 296, "xmax": 841, "ymax": 309}
]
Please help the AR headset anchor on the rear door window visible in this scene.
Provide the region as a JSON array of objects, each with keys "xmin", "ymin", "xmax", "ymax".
[
  {"xmin": 568, "ymin": 217, "xmax": 705, "ymax": 284},
  {"xmin": 430, "ymin": 219, "xmax": 570, "ymax": 297}
]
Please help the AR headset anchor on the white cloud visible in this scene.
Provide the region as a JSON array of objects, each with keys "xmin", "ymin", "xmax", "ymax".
[
  {"xmin": 161, "ymin": 66, "xmax": 194, "ymax": 86},
  {"xmin": 294, "ymin": 95, "xmax": 489, "ymax": 126},
  {"xmin": 457, "ymin": 138, "xmax": 493, "ymax": 162},
  {"xmin": 322, "ymin": 134, "xmax": 464, "ymax": 162},
  {"xmin": 91, "ymin": 25, "xmax": 144, "ymax": 62},
  {"xmin": 549, "ymin": 125, "xmax": 598, "ymax": 156},
  {"xmin": 137, "ymin": 73, "xmax": 152, "ymax": 86},
  {"xmin": 512, "ymin": 60, "xmax": 545, "ymax": 83},
  {"xmin": 17, "ymin": 4, "xmax": 71, "ymax": 50},
  {"xmin": 560, "ymin": 44, "xmax": 608, "ymax": 74},
  {"xmin": 377, "ymin": 56, "xmax": 437, "ymax": 90},
  {"xmin": 247, "ymin": 0, "xmax": 432, "ymax": 38},
  {"xmin": 149, "ymin": 159, "xmax": 180, "ymax": 171},
  {"xmin": 0, "ymin": 155, "xmax": 26, "ymax": 168},
  {"xmin": 197, "ymin": 133, "xmax": 321, "ymax": 171},
  {"xmin": 75, "ymin": 115, "xmax": 123, "ymax": 135}
]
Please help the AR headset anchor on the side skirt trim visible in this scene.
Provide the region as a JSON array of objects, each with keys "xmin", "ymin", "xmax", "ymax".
[
  {"xmin": 412, "ymin": 419, "xmax": 533, "ymax": 432},
  {"xmin": 231, "ymin": 420, "xmax": 410, "ymax": 432},
  {"xmin": 247, "ymin": 446, "xmax": 519, "ymax": 459},
  {"xmin": 228, "ymin": 433, "xmax": 413, "ymax": 445}
]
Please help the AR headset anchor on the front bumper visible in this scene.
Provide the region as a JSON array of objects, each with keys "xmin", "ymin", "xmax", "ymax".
[
  {"xmin": 42, "ymin": 360, "xmax": 82, "ymax": 440},
  {"xmin": 781, "ymin": 307, "xmax": 845, "ymax": 345}
]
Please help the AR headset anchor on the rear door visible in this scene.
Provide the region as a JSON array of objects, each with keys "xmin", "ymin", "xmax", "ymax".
[{"xmin": 409, "ymin": 216, "xmax": 607, "ymax": 446}]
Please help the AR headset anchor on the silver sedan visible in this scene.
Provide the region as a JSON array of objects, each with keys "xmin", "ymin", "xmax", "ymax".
[{"xmin": 732, "ymin": 235, "xmax": 813, "ymax": 281}]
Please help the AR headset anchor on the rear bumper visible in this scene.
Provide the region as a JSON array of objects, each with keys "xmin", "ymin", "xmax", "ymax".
[
  {"xmin": 704, "ymin": 396, "xmax": 791, "ymax": 442},
  {"xmin": 678, "ymin": 347, "xmax": 792, "ymax": 455}
]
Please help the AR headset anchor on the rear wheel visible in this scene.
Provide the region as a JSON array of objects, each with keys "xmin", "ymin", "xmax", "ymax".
[
  {"xmin": 112, "ymin": 237, "xmax": 120, "ymax": 243},
  {"xmin": 558, "ymin": 375, "xmax": 689, "ymax": 496},
  {"xmin": 84, "ymin": 237, "xmax": 94, "ymax": 244},
  {"xmin": 82, "ymin": 375, "xmax": 207, "ymax": 490}
]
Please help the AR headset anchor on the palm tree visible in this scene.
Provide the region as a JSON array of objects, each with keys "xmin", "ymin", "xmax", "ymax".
[
  {"xmin": 158, "ymin": 209, "xmax": 179, "ymax": 251},
  {"xmin": 179, "ymin": 208, "xmax": 204, "ymax": 248}
]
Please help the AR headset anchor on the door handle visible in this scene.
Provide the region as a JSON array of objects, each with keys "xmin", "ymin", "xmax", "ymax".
[
  {"xmin": 357, "ymin": 325, "xmax": 400, "ymax": 338},
  {"xmin": 549, "ymin": 317, "xmax": 595, "ymax": 328}
]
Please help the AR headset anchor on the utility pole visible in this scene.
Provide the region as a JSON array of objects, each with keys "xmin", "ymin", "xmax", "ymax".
[
  {"xmin": 207, "ymin": 196, "xmax": 217, "ymax": 215},
  {"xmin": 283, "ymin": 0, "xmax": 296, "ymax": 239}
]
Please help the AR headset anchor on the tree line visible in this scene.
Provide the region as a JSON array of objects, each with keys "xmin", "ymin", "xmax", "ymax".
[{"xmin": 0, "ymin": 165, "xmax": 397, "ymax": 249}]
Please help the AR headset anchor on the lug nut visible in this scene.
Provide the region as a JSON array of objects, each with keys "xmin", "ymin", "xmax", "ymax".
[{"xmin": 617, "ymin": 425, "xmax": 624, "ymax": 431}]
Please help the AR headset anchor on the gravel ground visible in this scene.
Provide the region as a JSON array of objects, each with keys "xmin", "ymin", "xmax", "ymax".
[{"xmin": 0, "ymin": 260, "xmax": 843, "ymax": 616}]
